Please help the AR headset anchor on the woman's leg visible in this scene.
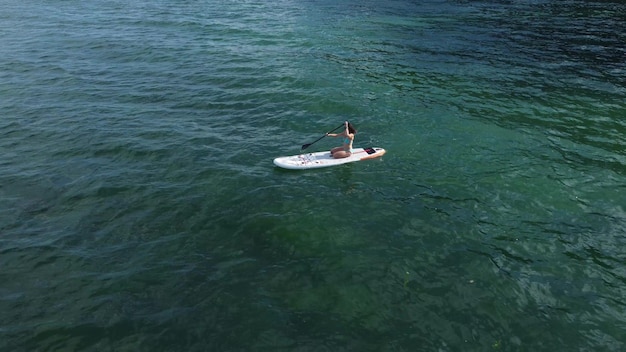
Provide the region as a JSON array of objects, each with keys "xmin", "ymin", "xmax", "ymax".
[
  {"xmin": 332, "ymin": 150, "xmax": 352, "ymax": 159},
  {"xmin": 330, "ymin": 146, "xmax": 343, "ymax": 155}
]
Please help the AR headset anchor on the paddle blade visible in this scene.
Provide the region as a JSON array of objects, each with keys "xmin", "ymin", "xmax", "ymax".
[{"xmin": 301, "ymin": 143, "xmax": 311, "ymax": 150}]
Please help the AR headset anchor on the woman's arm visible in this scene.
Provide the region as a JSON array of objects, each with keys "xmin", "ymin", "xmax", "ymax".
[{"xmin": 327, "ymin": 122, "xmax": 350, "ymax": 137}]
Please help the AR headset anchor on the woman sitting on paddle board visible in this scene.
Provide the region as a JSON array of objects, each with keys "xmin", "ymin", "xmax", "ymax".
[{"xmin": 327, "ymin": 121, "xmax": 356, "ymax": 159}]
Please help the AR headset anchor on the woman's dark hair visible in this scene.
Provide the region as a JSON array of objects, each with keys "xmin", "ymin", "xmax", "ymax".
[{"xmin": 347, "ymin": 122, "xmax": 357, "ymax": 134}]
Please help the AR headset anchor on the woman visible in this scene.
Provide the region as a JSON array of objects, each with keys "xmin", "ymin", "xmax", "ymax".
[{"xmin": 327, "ymin": 121, "xmax": 356, "ymax": 159}]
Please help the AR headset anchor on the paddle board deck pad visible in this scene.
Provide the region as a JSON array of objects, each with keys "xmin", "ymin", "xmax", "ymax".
[{"xmin": 273, "ymin": 147, "xmax": 386, "ymax": 170}]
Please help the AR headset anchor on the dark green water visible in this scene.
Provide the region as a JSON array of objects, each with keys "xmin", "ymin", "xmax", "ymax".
[{"xmin": 1, "ymin": 0, "xmax": 625, "ymax": 351}]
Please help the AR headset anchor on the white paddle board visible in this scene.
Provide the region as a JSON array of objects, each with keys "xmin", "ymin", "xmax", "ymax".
[{"xmin": 273, "ymin": 147, "xmax": 386, "ymax": 170}]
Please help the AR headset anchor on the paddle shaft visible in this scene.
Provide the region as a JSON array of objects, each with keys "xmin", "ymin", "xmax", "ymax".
[{"xmin": 301, "ymin": 123, "xmax": 344, "ymax": 150}]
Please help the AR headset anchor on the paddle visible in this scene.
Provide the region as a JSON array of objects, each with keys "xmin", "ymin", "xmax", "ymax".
[{"xmin": 301, "ymin": 123, "xmax": 344, "ymax": 150}]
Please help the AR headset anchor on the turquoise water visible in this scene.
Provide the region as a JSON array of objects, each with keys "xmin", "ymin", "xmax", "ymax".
[{"xmin": 1, "ymin": 0, "xmax": 625, "ymax": 350}]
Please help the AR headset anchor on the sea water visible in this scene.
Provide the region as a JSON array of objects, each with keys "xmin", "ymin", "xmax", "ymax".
[{"xmin": 1, "ymin": 0, "xmax": 625, "ymax": 350}]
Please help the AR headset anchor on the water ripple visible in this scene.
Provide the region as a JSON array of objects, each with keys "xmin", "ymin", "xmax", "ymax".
[{"xmin": 1, "ymin": 0, "xmax": 626, "ymax": 351}]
